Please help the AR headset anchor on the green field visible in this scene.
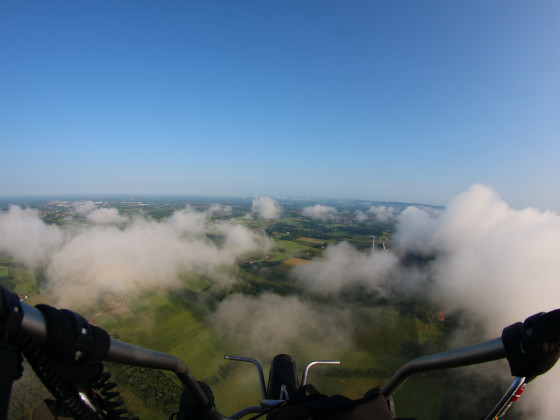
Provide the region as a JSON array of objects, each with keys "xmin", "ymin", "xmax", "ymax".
[
  {"xmin": 5, "ymin": 270, "xmax": 449, "ymax": 419},
  {"xmin": 71, "ymin": 282, "xmax": 446, "ymax": 419},
  {"xmin": 0, "ymin": 260, "xmax": 39, "ymax": 297},
  {"xmin": 273, "ymin": 239, "xmax": 314, "ymax": 256},
  {"xmin": 3, "ymin": 213, "xmax": 452, "ymax": 420},
  {"xmin": 296, "ymin": 237, "xmax": 326, "ymax": 246}
]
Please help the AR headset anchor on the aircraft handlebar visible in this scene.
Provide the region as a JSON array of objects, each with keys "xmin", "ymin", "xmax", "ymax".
[
  {"xmin": 381, "ymin": 336, "xmax": 506, "ymax": 398},
  {"xmin": 4, "ymin": 287, "xmax": 559, "ymax": 417},
  {"xmin": 0, "ymin": 287, "xmax": 226, "ymax": 420},
  {"xmin": 382, "ymin": 308, "xmax": 560, "ymax": 398}
]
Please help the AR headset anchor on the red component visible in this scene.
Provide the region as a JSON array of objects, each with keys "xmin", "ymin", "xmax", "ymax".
[{"xmin": 510, "ymin": 386, "xmax": 526, "ymax": 402}]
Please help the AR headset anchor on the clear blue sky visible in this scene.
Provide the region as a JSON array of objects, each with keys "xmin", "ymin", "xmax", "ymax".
[{"xmin": 1, "ymin": 1, "xmax": 559, "ymax": 210}]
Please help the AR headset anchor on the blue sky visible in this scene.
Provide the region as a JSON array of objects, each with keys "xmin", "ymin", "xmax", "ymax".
[{"xmin": 1, "ymin": 1, "xmax": 559, "ymax": 210}]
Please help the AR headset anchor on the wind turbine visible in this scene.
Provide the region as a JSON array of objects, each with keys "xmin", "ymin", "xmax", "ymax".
[{"xmin": 370, "ymin": 235, "xmax": 376, "ymax": 255}]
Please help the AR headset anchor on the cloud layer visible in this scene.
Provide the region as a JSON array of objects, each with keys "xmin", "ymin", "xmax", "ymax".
[
  {"xmin": 291, "ymin": 241, "xmax": 407, "ymax": 295},
  {"xmin": 0, "ymin": 204, "xmax": 270, "ymax": 305},
  {"xmin": 0, "ymin": 206, "xmax": 64, "ymax": 267},
  {"xmin": 395, "ymin": 184, "xmax": 560, "ymax": 326},
  {"xmin": 291, "ymin": 184, "xmax": 560, "ymax": 418},
  {"xmin": 2, "ymin": 185, "xmax": 559, "ymax": 417},
  {"xmin": 398, "ymin": 185, "xmax": 560, "ymax": 418}
]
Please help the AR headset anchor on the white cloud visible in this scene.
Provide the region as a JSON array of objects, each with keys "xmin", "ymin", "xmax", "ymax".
[
  {"xmin": 291, "ymin": 241, "xmax": 403, "ymax": 294},
  {"xmin": 355, "ymin": 210, "xmax": 368, "ymax": 222},
  {"xmin": 73, "ymin": 201, "xmax": 97, "ymax": 216},
  {"xmin": 86, "ymin": 208, "xmax": 129, "ymax": 225},
  {"xmin": 211, "ymin": 293, "xmax": 353, "ymax": 360},
  {"xmin": 207, "ymin": 203, "xmax": 232, "ymax": 216},
  {"xmin": 0, "ymin": 205, "xmax": 270, "ymax": 306},
  {"xmin": 291, "ymin": 184, "xmax": 560, "ymax": 417},
  {"xmin": 302, "ymin": 204, "xmax": 337, "ymax": 221},
  {"xmin": 249, "ymin": 197, "xmax": 282, "ymax": 219},
  {"xmin": 73, "ymin": 201, "xmax": 129, "ymax": 225},
  {"xmin": 394, "ymin": 206, "xmax": 439, "ymax": 252},
  {"xmin": 395, "ymin": 184, "xmax": 560, "ymax": 325},
  {"xmin": 393, "ymin": 184, "xmax": 560, "ymax": 417},
  {"xmin": 367, "ymin": 205, "xmax": 397, "ymax": 222},
  {"xmin": 0, "ymin": 206, "xmax": 64, "ymax": 268}
]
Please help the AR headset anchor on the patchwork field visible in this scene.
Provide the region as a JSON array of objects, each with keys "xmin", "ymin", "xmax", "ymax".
[{"xmin": 282, "ymin": 257, "xmax": 310, "ymax": 266}]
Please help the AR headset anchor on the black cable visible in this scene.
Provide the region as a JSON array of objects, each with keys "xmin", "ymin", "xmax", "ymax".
[
  {"xmin": 12, "ymin": 327, "xmax": 99, "ymax": 420},
  {"xmin": 94, "ymin": 370, "xmax": 136, "ymax": 420}
]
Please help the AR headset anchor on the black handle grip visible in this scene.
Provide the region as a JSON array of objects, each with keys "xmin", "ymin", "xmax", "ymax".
[
  {"xmin": 502, "ymin": 309, "xmax": 560, "ymax": 380},
  {"xmin": 34, "ymin": 303, "xmax": 111, "ymax": 366}
]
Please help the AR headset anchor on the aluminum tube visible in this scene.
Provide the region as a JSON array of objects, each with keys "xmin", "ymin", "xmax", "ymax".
[
  {"xmin": 381, "ymin": 337, "xmax": 506, "ymax": 399},
  {"xmin": 301, "ymin": 360, "xmax": 341, "ymax": 386},
  {"xmin": 107, "ymin": 339, "xmax": 210, "ymax": 406},
  {"xmin": 224, "ymin": 355, "xmax": 267, "ymax": 400}
]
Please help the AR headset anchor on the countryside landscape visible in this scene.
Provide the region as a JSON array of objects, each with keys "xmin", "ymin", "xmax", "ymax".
[
  {"xmin": 1, "ymin": 195, "xmax": 517, "ymax": 420},
  {"xmin": 3, "ymin": 2, "xmax": 559, "ymax": 419}
]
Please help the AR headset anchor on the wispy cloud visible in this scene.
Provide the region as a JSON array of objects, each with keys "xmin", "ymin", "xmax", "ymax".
[
  {"xmin": 367, "ymin": 205, "xmax": 397, "ymax": 222},
  {"xmin": 0, "ymin": 206, "xmax": 64, "ymax": 267},
  {"xmin": 355, "ymin": 210, "xmax": 368, "ymax": 222},
  {"xmin": 291, "ymin": 241, "xmax": 407, "ymax": 295},
  {"xmin": 302, "ymin": 204, "xmax": 337, "ymax": 221},
  {"xmin": 0, "ymin": 204, "xmax": 271, "ymax": 306},
  {"xmin": 248, "ymin": 197, "xmax": 282, "ymax": 219},
  {"xmin": 212, "ymin": 293, "xmax": 353, "ymax": 360}
]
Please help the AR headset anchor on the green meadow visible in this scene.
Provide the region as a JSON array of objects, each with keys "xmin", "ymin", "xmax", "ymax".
[
  {"xmin": 0, "ymin": 259, "xmax": 39, "ymax": 298},
  {"xmin": 3, "ymin": 214, "xmax": 450, "ymax": 420},
  {"xmin": 80, "ymin": 286, "xmax": 447, "ymax": 419}
]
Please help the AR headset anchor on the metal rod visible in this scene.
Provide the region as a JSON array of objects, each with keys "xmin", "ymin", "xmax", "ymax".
[
  {"xmin": 301, "ymin": 360, "xmax": 341, "ymax": 386},
  {"xmin": 224, "ymin": 355, "xmax": 267, "ymax": 400},
  {"xmin": 381, "ymin": 337, "xmax": 506, "ymax": 399},
  {"xmin": 107, "ymin": 339, "xmax": 213, "ymax": 409}
]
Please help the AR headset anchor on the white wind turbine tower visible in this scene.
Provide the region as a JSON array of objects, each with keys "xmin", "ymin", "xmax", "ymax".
[{"xmin": 370, "ymin": 235, "xmax": 376, "ymax": 256}]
